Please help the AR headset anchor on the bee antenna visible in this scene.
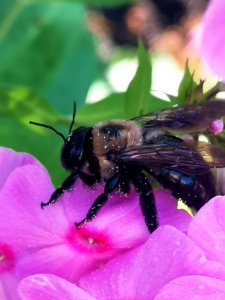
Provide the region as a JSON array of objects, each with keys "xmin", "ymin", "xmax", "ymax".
[
  {"xmin": 29, "ymin": 121, "xmax": 67, "ymax": 143},
  {"xmin": 69, "ymin": 101, "xmax": 76, "ymax": 135}
]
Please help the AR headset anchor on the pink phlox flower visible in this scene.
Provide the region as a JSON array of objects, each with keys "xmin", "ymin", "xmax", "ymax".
[
  {"xmin": 18, "ymin": 225, "xmax": 225, "ymax": 299},
  {"xmin": 79, "ymin": 225, "xmax": 225, "ymax": 299},
  {"xmin": 154, "ymin": 195, "xmax": 225, "ymax": 299},
  {"xmin": 0, "ymin": 146, "xmax": 191, "ymax": 299},
  {"xmin": 0, "ymin": 147, "xmax": 44, "ymax": 300},
  {"xmin": 0, "ymin": 163, "xmax": 148, "ymax": 284}
]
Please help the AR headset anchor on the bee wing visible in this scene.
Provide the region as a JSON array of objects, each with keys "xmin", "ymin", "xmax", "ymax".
[
  {"xmin": 132, "ymin": 100, "xmax": 225, "ymax": 133},
  {"xmin": 113, "ymin": 141, "xmax": 225, "ymax": 175}
]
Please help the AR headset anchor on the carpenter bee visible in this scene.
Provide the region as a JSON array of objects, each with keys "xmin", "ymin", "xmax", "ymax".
[{"xmin": 30, "ymin": 100, "xmax": 225, "ymax": 233}]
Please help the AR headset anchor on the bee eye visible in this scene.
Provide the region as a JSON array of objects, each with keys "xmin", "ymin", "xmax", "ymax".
[
  {"xmin": 61, "ymin": 141, "xmax": 83, "ymax": 171},
  {"xmin": 60, "ymin": 126, "xmax": 91, "ymax": 171},
  {"xmin": 70, "ymin": 145, "xmax": 83, "ymax": 160}
]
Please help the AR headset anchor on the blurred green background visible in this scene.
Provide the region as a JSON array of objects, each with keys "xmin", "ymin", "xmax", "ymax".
[{"xmin": 0, "ymin": 0, "xmax": 211, "ymax": 185}]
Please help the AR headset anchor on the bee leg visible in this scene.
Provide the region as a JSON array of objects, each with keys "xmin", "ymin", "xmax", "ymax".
[
  {"xmin": 75, "ymin": 173, "xmax": 122, "ymax": 227},
  {"xmin": 41, "ymin": 171, "xmax": 98, "ymax": 208},
  {"xmin": 131, "ymin": 170, "xmax": 158, "ymax": 233},
  {"xmin": 41, "ymin": 172, "xmax": 80, "ymax": 208}
]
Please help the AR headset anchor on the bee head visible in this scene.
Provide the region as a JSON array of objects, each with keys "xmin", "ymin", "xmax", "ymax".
[
  {"xmin": 29, "ymin": 102, "xmax": 91, "ymax": 171},
  {"xmin": 61, "ymin": 127, "xmax": 91, "ymax": 171}
]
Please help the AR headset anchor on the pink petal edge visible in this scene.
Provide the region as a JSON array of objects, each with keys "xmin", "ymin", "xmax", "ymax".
[
  {"xmin": 0, "ymin": 147, "xmax": 43, "ymax": 191},
  {"xmin": 188, "ymin": 196, "xmax": 225, "ymax": 265},
  {"xmin": 154, "ymin": 275, "xmax": 225, "ymax": 300},
  {"xmin": 18, "ymin": 274, "xmax": 96, "ymax": 300}
]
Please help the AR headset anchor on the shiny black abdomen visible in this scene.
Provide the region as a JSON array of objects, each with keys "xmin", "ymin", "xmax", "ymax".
[{"xmin": 152, "ymin": 169, "xmax": 216, "ymax": 210}]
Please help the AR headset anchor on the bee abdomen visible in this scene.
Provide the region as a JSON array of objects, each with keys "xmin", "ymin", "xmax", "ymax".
[{"xmin": 153, "ymin": 169, "xmax": 215, "ymax": 210}]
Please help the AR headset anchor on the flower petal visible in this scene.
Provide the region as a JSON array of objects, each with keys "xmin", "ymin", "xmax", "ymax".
[
  {"xmin": 0, "ymin": 273, "xmax": 20, "ymax": 300},
  {"xmin": 0, "ymin": 164, "xmax": 149, "ymax": 282},
  {"xmin": 80, "ymin": 225, "xmax": 223, "ymax": 299},
  {"xmin": 0, "ymin": 147, "xmax": 42, "ymax": 191},
  {"xmin": 155, "ymin": 189, "xmax": 191, "ymax": 232},
  {"xmin": 201, "ymin": 0, "xmax": 225, "ymax": 79},
  {"xmin": 18, "ymin": 274, "xmax": 96, "ymax": 300},
  {"xmin": 0, "ymin": 165, "xmax": 65, "ymax": 251},
  {"xmin": 188, "ymin": 196, "xmax": 225, "ymax": 265},
  {"xmin": 154, "ymin": 275, "xmax": 225, "ymax": 300}
]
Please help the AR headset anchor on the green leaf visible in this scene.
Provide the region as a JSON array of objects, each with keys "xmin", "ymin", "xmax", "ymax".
[
  {"xmin": 0, "ymin": 85, "xmax": 70, "ymax": 185},
  {"xmin": 177, "ymin": 63, "xmax": 223, "ymax": 105},
  {"xmin": 199, "ymin": 81, "xmax": 221, "ymax": 102},
  {"xmin": 0, "ymin": 86, "xmax": 60, "ymax": 125},
  {"xmin": 125, "ymin": 41, "xmax": 152, "ymax": 118},
  {"xmin": 75, "ymin": 92, "xmax": 177, "ymax": 127},
  {"xmin": 146, "ymin": 95, "xmax": 178, "ymax": 112},
  {"xmin": 76, "ymin": 93, "xmax": 127, "ymax": 126},
  {"xmin": 0, "ymin": 1, "xmax": 102, "ymax": 113},
  {"xmin": 177, "ymin": 62, "xmax": 198, "ymax": 104}
]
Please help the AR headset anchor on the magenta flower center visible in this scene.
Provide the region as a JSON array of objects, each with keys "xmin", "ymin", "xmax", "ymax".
[
  {"xmin": 0, "ymin": 243, "xmax": 15, "ymax": 272},
  {"xmin": 66, "ymin": 226, "xmax": 111, "ymax": 253}
]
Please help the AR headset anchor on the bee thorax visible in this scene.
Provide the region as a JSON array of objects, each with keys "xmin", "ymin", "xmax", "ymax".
[{"xmin": 92, "ymin": 120, "xmax": 142, "ymax": 179}]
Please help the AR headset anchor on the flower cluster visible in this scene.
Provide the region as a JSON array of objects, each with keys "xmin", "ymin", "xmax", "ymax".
[{"xmin": 0, "ymin": 146, "xmax": 225, "ymax": 299}]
